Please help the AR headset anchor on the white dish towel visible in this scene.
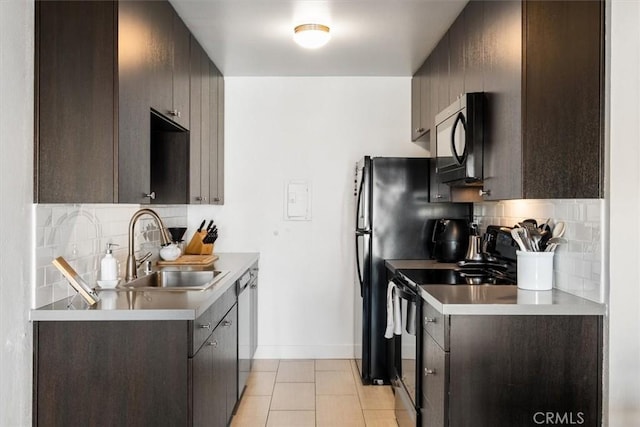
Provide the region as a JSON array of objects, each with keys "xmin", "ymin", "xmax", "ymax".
[{"xmin": 384, "ymin": 281, "xmax": 402, "ymax": 339}]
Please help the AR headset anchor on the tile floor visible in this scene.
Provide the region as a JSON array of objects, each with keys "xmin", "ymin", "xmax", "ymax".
[{"xmin": 231, "ymin": 359, "xmax": 398, "ymax": 427}]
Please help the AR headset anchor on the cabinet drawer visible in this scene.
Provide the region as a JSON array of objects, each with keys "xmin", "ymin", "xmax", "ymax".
[
  {"xmin": 190, "ymin": 284, "xmax": 236, "ymax": 355},
  {"xmin": 421, "ymin": 332, "xmax": 448, "ymax": 427},
  {"xmin": 423, "ymin": 301, "xmax": 448, "ymax": 350}
]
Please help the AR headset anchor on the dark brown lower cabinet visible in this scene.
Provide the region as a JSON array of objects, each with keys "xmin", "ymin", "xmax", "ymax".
[
  {"xmin": 192, "ymin": 305, "xmax": 238, "ymax": 427},
  {"xmin": 33, "ymin": 304, "xmax": 238, "ymax": 426},
  {"xmin": 421, "ymin": 307, "xmax": 602, "ymax": 427}
]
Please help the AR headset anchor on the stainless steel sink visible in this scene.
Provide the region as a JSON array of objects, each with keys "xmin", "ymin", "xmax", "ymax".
[{"xmin": 118, "ymin": 269, "xmax": 229, "ymax": 291}]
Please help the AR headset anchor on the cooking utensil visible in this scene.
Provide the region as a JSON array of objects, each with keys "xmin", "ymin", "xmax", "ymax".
[
  {"xmin": 205, "ymin": 220, "xmax": 214, "ymax": 232},
  {"xmin": 552, "ymin": 222, "xmax": 566, "ymax": 238},
  {"xmin": 197, "ymin": 220, "xmax": 206, "ymax": 232},
  {"xmin": 511, "ymin": 228, "xmax": 529, "ymax": 252}
]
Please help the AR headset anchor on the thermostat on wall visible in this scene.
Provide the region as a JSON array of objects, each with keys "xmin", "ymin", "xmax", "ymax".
[{"xmin": 284, "ymin": 180, "xmax": 311, "ymax": 221}]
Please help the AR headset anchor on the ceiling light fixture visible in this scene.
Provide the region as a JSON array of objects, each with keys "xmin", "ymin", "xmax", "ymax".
[{"xmin": 293, "ymin": 24, "xmax": 331, "ymax": 49}]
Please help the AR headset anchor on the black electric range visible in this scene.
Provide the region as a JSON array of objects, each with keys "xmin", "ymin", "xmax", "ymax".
[{"xmin": 397, "ymin": 225, "xmax": 519, "ymax": 288}]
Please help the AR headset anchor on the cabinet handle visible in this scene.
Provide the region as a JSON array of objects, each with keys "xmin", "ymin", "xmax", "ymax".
[
  {"xmin": 199, "ymin": 323, "xmax": 211, "ymax": 330},
  {"xmin": 425, "ymin": 317, "xmax": 436, "ymax": 323},
  {"xmin": 479, "ymin": 189, "xmax": 491, "ymax": 197},
  {"xmin": 169, "ymin": 109, "xmax": 181, "ymax": 118},
  {"xmin": 195, "ymin": 196, "xmax": 203, "ymax": 201},
  {"xmin": 203, "ymin": 197, "xmax": 208, "ymax": 202},
  {"xmin": 222, "ymin": 320, "xmax": 232, "ymax": 327},
  {"xmin": 415, "ymin": 127, "xmax": 425, "ymax": 133},
  {"xmin": 425, "ymin": 368, "xmax": 436, "ymax": 376},
  {"xmin": 208, "ymin": 340, "xmax": 219, "ymax": 348},
  {"xmin": 144, "ymin": 191, "xmax": 156, "ymax": 200},
  {"xmin": 434, "ymin": 194, "xmax": 443, "ymax": 199},
  {"xmin": 250, "ymin": 283, "xmax": 257, "ymax": 289},
  {"xmin": 213, "ymin": 197, "xmax": 220, "ymax": 203}
]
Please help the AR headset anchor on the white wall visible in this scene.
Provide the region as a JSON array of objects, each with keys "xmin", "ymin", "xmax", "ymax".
[
  {"xmin": 608, "ymin": 1, "xmax": 640, "ymax": 424},
  {"xmin": 189, "ymin": 77, "xmax": 426, "ymax": 358},
  {"xmin": 0, "ymin": 0, "xmax": 34, "ymax": 425}
]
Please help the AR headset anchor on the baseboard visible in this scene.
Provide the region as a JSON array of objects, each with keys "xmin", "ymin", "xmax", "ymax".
[{"xmin": 254, "ymin": 344, "xmax": 355, "ymax": 359}]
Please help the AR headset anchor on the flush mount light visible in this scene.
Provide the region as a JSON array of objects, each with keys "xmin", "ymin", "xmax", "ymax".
[{"xmin": 293, "ymin": 24, "xmax": 331, "ymax": 49}]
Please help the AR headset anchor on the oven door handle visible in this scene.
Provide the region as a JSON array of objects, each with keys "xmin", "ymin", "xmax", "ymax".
[{"xmin": 451, "ymin": 111, "xmax": 467, "ymax": 165}]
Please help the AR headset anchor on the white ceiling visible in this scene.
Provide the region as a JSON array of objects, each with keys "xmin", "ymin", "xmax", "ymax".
[{"xmin": 170, "ymin": 0, "xmax": 468, "ymax": 77}]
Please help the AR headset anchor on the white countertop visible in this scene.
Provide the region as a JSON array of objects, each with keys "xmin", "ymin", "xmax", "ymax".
[
  {"xmin": 30, "ymin": 252, "xmax": 259, "ymax": 321},
  {"xmin": 385, "ymin": 259, "xmax": 606, "ymax": 316},
  {"xmin": 419, "ymin": 285, "xmax": 606, "ymax": 315}
]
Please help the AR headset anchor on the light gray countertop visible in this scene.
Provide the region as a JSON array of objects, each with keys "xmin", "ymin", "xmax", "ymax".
[
  {"xmin": 30, "ymin": 252, "xmax": 259, "ymax": 322},
  {"xmin": 385, "ymin": 259, "xmax": 606, "ymax": 316}
]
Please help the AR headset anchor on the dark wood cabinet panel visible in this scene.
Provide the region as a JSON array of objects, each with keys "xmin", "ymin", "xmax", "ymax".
[
  {"xmin": 421, "ymin": 332, "xmax": 448, "ymax": 427},
  {"xmin": 35, "ymin": 1, "xmax": 116, "ymax": 203},
  {"xmin": 522, "ymin": 0, "xmax": 603, "ymax": 198},
  {"xmin": 411, "ymin": 74, "xmax": 422, "ymax": 141},
  {"xmin": 434, "ymin": 35, "xmax": 450, "ymax": 114},
  {"xmin": 463, "ymin": 0, "xmax": 484, "ymax": 94},
  {"xmin": 118, "ymin": 0, "xmax": 154, "ymax": 203},
  {"xmin": 419, "ymin": 58, "xmax": 432, "ymax": 144},
  {"xmin": 419, "ymin": 303, "xmax": 603, "ymax": 427},
  {"xmin": 448, "ymin": 11, "xmax": 465, "ymax": 103},
  {"xmin": 199, "ymin": 54, "xmax": 212, "ymax": 201},
  {"xmin": 448, "ymin": 315, "xmax": 602, "ymax": 427},
  {"xmin": 216, "ymin": 72, "xmax": 226, "ymax": 204},
  {"xmin": 481, "ymin": 0, "xmax": 523, "ymax": 201},
  {"xmin": 189, "ymin": 37, "xmax": 204, "ymax": 204},
  {"xmin": 34, "ymin": 321, "xmax": 189, "ymax": 426},
  {"xmin": 173, "ymin": 13, "xmax": 191, "ymax": 129},
  {"xmin": 146, "ymin": 1, "xmax": 174, "ymax": 117}
]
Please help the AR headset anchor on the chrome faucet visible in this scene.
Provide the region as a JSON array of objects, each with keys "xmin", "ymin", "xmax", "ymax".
[{"xmin": 125, "ymin": 208, "xmax": 171, "ymax": 281}]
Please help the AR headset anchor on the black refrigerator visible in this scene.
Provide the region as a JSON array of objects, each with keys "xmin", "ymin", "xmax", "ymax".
[{"xmin": 354, "ymin": 156, "xmax": 471, "ymax": 384}]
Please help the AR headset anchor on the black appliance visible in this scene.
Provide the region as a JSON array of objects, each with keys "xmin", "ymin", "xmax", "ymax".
[
  {"xmin": 389, "ymin": 225, "xmax": 518, "ymax": 426},
  {"xmin": 431, "ymin": 218, "xmax": 470, "ymax": 262},
  {"xmin": 354, "ymin": 156, "xmax": 471, "ymax": 385},
  {"xmin": 434, "ymin": 92, "xmax": 484, "ymax": 184}
]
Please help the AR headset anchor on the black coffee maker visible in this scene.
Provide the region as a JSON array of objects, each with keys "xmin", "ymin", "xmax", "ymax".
[{"xmin": 431, "ymin": 218, "xmax": 470, "ymax": 262}]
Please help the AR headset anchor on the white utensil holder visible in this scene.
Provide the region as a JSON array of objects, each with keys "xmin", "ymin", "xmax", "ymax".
[{"xmin": 516, "ymin": 251, "xmax": 554, "ymax": 291}]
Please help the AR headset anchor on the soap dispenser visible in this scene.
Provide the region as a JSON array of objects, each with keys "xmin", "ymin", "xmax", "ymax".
[{"xmin": 100, "ymin": 243, "xmax": 119, "ymax": 282}]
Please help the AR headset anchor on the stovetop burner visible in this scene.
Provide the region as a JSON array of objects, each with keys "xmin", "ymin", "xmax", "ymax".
[{"xmin": 398, "ymin": 267, "xmax": 515, "ymax": 286}]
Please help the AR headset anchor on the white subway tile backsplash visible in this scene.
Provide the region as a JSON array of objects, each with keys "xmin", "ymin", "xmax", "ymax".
[
  {"xmin": 474, "ymin": 199, "xmax": 604, "ymax": 303},
  {"xmin": 34, "ymin": 203, "xmax": 187, "ymax": 307}
]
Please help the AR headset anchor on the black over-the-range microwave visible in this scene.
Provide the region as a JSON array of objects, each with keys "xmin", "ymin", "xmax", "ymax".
[{"xmin": 434, "ymin": 92, "xmax": 484, "ymax": 184}]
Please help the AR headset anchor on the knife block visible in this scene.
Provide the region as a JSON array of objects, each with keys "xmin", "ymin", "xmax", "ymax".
[{"xmin": 184, "ymin": 230, "xmax": 213, "ymax": 255}]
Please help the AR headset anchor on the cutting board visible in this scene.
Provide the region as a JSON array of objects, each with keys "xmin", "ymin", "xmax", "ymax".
[{"xmin": 156, "ymin": 254, "xmax": 218, "ymax": 266}]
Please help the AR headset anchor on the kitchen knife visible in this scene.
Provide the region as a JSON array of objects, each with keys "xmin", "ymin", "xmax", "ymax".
[
  {"xmin": 197, "ymin": 220, "xmax": 206, "ymax": 232},
  {"xmin": 206, "ymin": 220, "xmax": 214, "ymax": 232}
]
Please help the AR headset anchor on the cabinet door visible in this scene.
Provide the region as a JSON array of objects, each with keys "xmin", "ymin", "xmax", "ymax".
[
  {"xmin": 522, "ymin": 0, "xmax": 603, "ymax": 199},
  {"xmin": 189, "ymin": 37, "xmax": 204, "ymax": 204},
  {"xmin": 434, "ymin": 34, "xmax": 450, "ymax": 114},
  {"xmin": 481, "ymin": 0, "xmax": 523, "ymax": 201},
  {"xmin": 419, "ymin": 58, "xmax": 432, "ymax": 142},
  {"xmin": 208, "ymin": 63, "xmax": 225, "ymax": 205},
  {"xmin": 192, "ymin": 338, "xmax": 215, "ymax": 426},
  {"xmin": 411, "ymin": 73, "xmax": 422, "ymax": 141},
  {"xmin": 118, "ymin": 0, "xmax": 152, "ymax": 203},
  {"xmin": 147, "ymin": 1, "xmax": 174, "ymax": 118},
  {"xmin": 36, "ymin": 0, "xmax": 116, "ymax": 203},
  {"xmin": 448, "ymin": 11, "xmax": 465, "ymax": 103},
  {"xmin": 421, "ymin": 332, "xmax": 448, "ymax": 427},
  {"xmin": 464, "ymin": 0, "xmax": 484, "ymax": 94},
  {"xmin": 172, "ymin": 12, "xmax": 191, "ymax": 129}
]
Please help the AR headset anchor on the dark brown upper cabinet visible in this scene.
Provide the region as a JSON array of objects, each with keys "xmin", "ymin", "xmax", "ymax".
[
  {"xmin": 35, "ymin": 0, "xmax": 222, "ymax": 204},
  {"xmin": 482, "ymin": 0, "xmax": 604, "ymax": 200},
  {"xmin": 189, "ymin": 37, "xmax": 225, "ymax": 205},
  {"xmin": 35, "ymin": 1, "xmax": 117, "ymax": 203},
  {"xmin": 411, "ymin": 61, "xmax": 431, "ymax": 148},
  {"xmin": 412, "ymin": 0, "xmax": 603, "ymax": 201}
]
